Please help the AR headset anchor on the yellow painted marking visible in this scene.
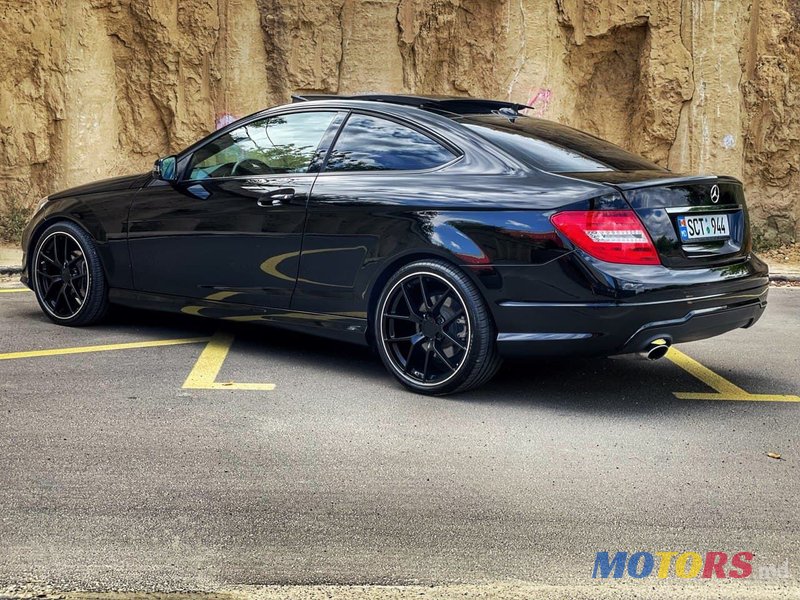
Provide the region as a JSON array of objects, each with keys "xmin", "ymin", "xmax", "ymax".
[
  {"xmin": 260, "ymin": 246, "xmax": 367, "ymax": 287},
  {"xmin": 667, "ymin": 347, "xmax": 748, "ymax": 395},
  {"xmin": 672, "ymin": 392, "xmax": 800, "ymax": 402},
  {"xmin": 0, "ymin": 288, "xmax": 31, "ymax": 293},
  {"xmin": 182, "ymin": 330, "xmax": 275, "ymax": 391},
  {"xmin": 205, "ymin": 291, "xmax": 240, "ymax": 301},
  {"xmin": 667, "ymin": 347, "xmax": 800, "ymax": 402},
  {"xmin": 0, "ymin": 337, "xmax": 210, "ymax": 361}
]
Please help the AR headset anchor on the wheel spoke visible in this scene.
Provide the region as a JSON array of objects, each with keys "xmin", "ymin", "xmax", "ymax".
[
  {"xmin": 386, "ymin": 334, "xmax": 416, "ymax": 343},
  {"xmin": 403, "ymin": 334, "xmax": 425, "ymax": 373},
  {"xmin": 43, "ymin": 278, "xmax": 60, "ymax": 298},
  {"xmin": 400, "ymin": 282, "xmax": 414, "ymax": 312},
  {"xmin": 54, "ymin": 286, "xmax": 66, "ymax": 311},
  {"xmin": 385, "ymin": 313, "xmax": 413, "ymax": 321},
  {"xmin": 404, "ymin": 345, "xmax": 415, "ymax": 373},
  {"xmin": 432, "ymin": 342, "xmax": 457, "ymax": 372},
  {"xmin": 400, "ymin": 282, "xmax": 422, "ymax": 319},
  {"xmin": 40, "ymin": 253, "xmax": 59, "ymax": 267},
  {"xmin": 440, "ymin": 330, "xmax": 466, "ymax": 351},
  {"xmin": 418, "ymin": 276, "xmax": 431, "ymax": 311},
  {"xmin": 422, "ymin": 345, "xmax": 432, "ymax": 381},
  {"xmin": 68, "ymin": 282, "xmax": 84, "ymax": 305},
  {"xmin": 47, "ymin": 237, "xmax": 58, "ymax": 264},
  {"xmin": 431, "ymin": 291, "xmax": 451, "ymax": 314},
  {"xmin": 441, "ymin": 309, "xmax": 464, "ymax": 327},
  {"xmin": 61, "ymin": 286, "xmax": 75, "ymax": 314}
]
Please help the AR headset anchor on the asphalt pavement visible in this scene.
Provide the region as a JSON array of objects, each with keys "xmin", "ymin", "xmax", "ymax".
[{"xmin": 0, "ymin": 286, "xmax": 798, "ymax": 599}]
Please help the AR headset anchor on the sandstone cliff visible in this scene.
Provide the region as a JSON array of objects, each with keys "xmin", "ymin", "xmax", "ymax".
[{"xmin": 1, "ymin": 0, "xmax": 798, "ymax": 243}]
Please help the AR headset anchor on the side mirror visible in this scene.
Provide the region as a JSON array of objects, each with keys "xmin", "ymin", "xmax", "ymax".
[{"xmin": 152, "ymin": 156, "xmax": 178, "ymax": 182}]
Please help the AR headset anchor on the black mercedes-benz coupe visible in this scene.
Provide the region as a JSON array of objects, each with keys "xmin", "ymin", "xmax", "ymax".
[{"xmin": 21, "ymin": 94, "xmax": 769, "ymax": 394}]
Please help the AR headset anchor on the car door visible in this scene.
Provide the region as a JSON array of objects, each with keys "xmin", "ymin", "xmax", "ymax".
[
  {"xmin": 127, "ymin": 110, "xmax": 344, "ymax": 309},
  {"xmin": 292, "ymin": 111, "xmax": 460, "ymax": 316}
]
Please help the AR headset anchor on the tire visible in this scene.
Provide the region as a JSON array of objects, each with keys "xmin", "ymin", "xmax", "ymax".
[
  {"xmin": 374, "ymin": 259, "xmax": 502, "ymax": 395},
  {"xmin": 30, "ymin": 221, "xmax": 109, "ymax": 326}
]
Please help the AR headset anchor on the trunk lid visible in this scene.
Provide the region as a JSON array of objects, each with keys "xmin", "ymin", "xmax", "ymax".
[{"xmin": 562, "ymin": 172, "xmax": 752, "ymax": 268}]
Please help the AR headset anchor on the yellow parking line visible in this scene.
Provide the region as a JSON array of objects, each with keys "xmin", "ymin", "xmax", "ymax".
[
  {"xmin": 183, "ymin": 330, "xmax": 276, "ymax": 391},
  {"xmin": 667, "ymin": 347, "xmax": 800, "ymax": 402},
  {"xmin": 672, "ymin": 392, "xmax": 800, "ymax": 402},
  {"xmin": 666, "ymin": 347, "xmax": 748, "ymax": 396},
  {"xmin": 0, "ymin": 337, "xmax": 210, "ymax": 361},
  {"xmin": 0, "ymin": 288, "xmax": 31, "ymax": 293}
]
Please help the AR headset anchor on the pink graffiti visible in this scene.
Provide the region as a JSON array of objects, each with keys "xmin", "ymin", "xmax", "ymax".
[
  {"xmin": 215, "ymin": 113, "xmax": 237, "ymax": 130},
  {"xmin": 525, "ymin": 87, "xmax": 553, "ymax": 117}
]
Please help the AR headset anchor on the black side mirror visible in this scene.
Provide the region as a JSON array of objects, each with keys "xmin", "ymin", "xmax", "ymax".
[{"xmin": 152, "ymin": 156, "xmax": 178, "ymax": 182}]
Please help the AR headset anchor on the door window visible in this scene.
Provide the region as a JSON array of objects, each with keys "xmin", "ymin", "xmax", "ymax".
[
  {"xmin": 187, "ymin": 111, "xmax": 338, "ymax": 179},
  {"xmin": 324, "ymin": 114, "xmax": 456, "ymax": 172}
]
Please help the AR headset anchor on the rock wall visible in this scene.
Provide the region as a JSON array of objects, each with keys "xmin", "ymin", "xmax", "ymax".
[{"xmin": 1, "ymin": 0, "xmax": 798, "ymax": 243}]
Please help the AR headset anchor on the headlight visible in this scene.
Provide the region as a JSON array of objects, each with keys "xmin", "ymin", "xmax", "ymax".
[{"xmin": 34, "ymin": 196, "xmax": 49, "ymax": 213}]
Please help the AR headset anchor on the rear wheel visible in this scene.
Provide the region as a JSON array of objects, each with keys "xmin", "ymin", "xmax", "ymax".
[
  {"xmin": 31, "ymin": 221, "xmax": 109, "ymax": 326},
  {"xmin": 375, "ymin": 259, "xmax": 502, "ymax": 395}
]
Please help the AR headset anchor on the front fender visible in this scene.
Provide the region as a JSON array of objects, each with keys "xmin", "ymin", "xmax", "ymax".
[{"xmin": 21, "ymin": 192, "xmax": 136, "ymax": 290}]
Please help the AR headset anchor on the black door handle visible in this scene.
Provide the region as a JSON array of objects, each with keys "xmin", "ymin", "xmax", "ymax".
[{"xmin": 256, "ymin": 188, "xmax": 295, "ymax": 207}]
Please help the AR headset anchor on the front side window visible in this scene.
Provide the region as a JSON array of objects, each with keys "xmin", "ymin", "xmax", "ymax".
[
  {"xmin": 187, "ymin": 111, "xmax": 338, "ymax": 179},
  {"xmin": 324, "ymin": 114, "xmax": 456, "ymax": 172}
]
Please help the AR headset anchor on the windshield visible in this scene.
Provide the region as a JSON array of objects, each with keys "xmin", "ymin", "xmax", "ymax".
[{"xmin": 459, "ymin": 115, "xmax": 663, "ymax": 173}]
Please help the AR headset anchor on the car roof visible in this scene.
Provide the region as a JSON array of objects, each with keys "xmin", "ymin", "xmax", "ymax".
[{"xmin": 290, "ymin": 93, "xmax": 530, "ymax": 116}]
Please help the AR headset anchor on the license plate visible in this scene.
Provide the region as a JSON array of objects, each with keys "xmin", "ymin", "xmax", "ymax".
[{"xmin": 677, "ymin": 214, "xmax": 730, "ymax": 242}]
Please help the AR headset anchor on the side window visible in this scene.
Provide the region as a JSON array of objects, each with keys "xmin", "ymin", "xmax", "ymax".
[
  {"xmin": 187, "ymin": 111, "xmax": 338, "ymax": 179},
  {"xmin": 324, "ymin": 114, "xmax": 456, "ymax": 172}
]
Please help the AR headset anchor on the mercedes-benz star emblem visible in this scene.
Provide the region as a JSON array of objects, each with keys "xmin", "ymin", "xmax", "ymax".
[{"xmin": 710, "ymin": 184, "xmax": 720, "ymax": 204}]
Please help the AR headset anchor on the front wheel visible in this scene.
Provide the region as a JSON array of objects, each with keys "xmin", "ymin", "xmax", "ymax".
[
  {"xmin": 31, "ymin": 221, "xmax": 109, "ymax": 326},
  {"xmin": 374, "ymin": 259, "xmax": 502, "ymax": 395}
]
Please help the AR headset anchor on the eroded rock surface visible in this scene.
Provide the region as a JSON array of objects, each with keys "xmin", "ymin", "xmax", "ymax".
[{"xmin": 1, "ymin": 0, "xmax": 797, "ymax": 242}]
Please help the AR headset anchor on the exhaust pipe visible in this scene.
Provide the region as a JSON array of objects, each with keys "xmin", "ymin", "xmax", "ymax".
[{"xmin": 645, "ymin": 339, "xmax": 671, "ymax": 361}]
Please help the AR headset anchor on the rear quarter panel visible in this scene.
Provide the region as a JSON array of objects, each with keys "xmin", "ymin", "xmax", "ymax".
[{"xmin": 292, "ymin": 168, "xmax": 614, "ymax": 320}]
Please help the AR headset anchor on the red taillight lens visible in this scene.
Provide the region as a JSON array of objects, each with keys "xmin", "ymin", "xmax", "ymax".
[{"xmin": 550, "ymin": 210, "xmax": 661, "ymax": 265}]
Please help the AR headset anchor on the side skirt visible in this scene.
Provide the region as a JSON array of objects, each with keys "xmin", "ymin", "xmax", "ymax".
[{"xmin": 108, "ymin": 288, "xmax": 369, "ymax": 346}]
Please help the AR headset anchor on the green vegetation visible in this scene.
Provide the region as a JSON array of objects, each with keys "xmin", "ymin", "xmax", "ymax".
[
  {"xmin": 751, "ymin": 224, "xmax": 790, "ymax": 252},
  {"xmin": 0, "ymin": 197, "xmax": 30, "ymax": 245}
]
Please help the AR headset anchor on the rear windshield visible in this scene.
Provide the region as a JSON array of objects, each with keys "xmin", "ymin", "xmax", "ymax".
[{"xmin": 459, "ymin": 115, "xmax": 662, "ymax": 173}]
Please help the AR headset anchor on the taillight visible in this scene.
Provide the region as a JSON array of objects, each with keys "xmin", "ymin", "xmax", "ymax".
[{"xmin": 550, "ymin": 210, "xmax": 661, "ymax": 265}]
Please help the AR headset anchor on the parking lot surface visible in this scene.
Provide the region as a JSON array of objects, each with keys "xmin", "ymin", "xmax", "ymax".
[{"xmin": 1, "ymin": 286, "xmax": 798, "ymax": 598}]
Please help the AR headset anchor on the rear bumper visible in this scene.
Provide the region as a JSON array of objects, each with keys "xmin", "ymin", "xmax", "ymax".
[
  {"xmin": 496, "ymin": 290, "xmax": 766, "ymax": 357},
  {"xmin": 486, "ymin": 253, "xmax": 769, "ymax": 358}
]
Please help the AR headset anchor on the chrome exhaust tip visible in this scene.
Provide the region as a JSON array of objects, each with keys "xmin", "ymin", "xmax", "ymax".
[{"xmin": 645, "ymin": 339, "xmax": 671, "ymax": 361}]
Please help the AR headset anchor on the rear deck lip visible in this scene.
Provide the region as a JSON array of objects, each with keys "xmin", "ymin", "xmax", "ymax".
[{"xmin": 613, "ymin": 174, "xmax": 725, "ymax": 190}]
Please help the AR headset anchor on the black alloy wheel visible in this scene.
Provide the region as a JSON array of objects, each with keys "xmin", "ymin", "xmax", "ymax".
[
  {"xmin": 32, "ymin": 221, "xmax": 109, "ymax": 326},
  {"xmin": 375, "ymin": 259, "xmax": 502, "ymax": 395}
]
